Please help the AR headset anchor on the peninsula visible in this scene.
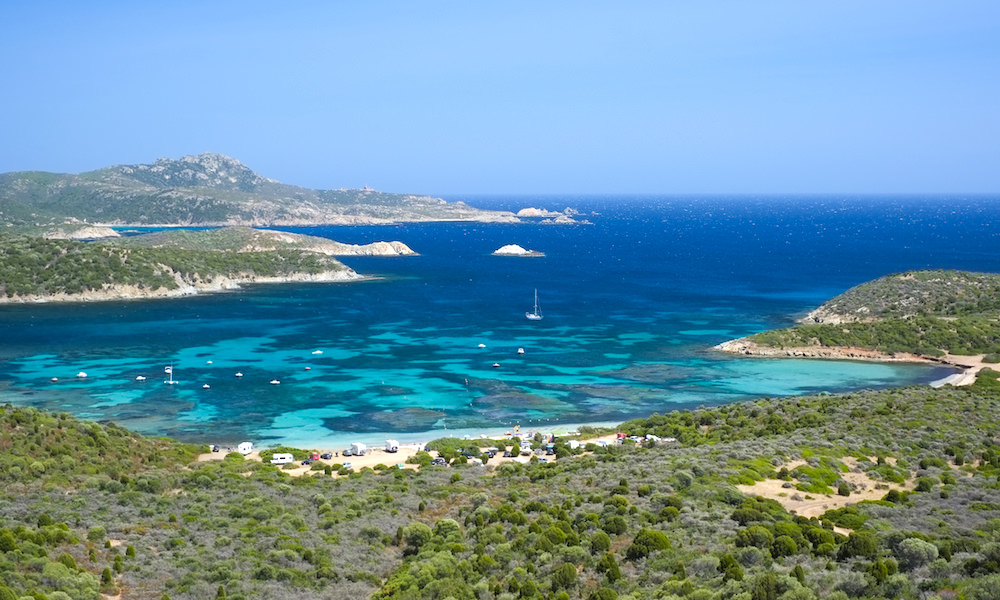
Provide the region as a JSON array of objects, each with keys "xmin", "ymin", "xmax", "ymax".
[
  {"xmin": 0, "ymin": 227, "xmax": 415, "ymax": 304},
  {"xmin": 714, "ymin": 269, "xmax": 1000, "ymax": 383}
]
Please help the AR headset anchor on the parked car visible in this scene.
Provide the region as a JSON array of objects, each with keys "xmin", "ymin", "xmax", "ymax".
[
  {"xmin": 320, "ymin": 452, "xmax": 332, "ymax": 460},
  {"xmin": 431, "ymin": 457, "xmax": 447, "ymax": 466},
  {"xmin": 301, "ymin": 458, "xmax": 314, "ymax": 465}
]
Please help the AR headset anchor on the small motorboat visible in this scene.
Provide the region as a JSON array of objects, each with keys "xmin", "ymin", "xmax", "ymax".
[
  {"xmin": 312, "ymin": 350, "xmax": 323, "ymax": 355},
  {"xmin": 478, "ymin": 343, "xmax": 486, "ymax": 348},
  {"xmin": 517, "ymin": 348, "xmax": 525, "ymax": 355},
  {"xmin": 135, "ymin": 375, "xmax": 146, "ymax": 382},
  {"xmin": 492, "ymin": 363, "xmax": 500, "ymax": 368},
  {"xmin": 202, "ymin": 384, "xmax": 211, "ymax": 389},
  {"xmin": 270, "ymin": 379, "xmax": 281, "ymax": 385},
  {"xmin": 235, "ymin": 372, "xmax": 243, "ymax": 378},
  {"xmin": 76, "ymin": 372, "xmax": 87, "ymax": 378}
]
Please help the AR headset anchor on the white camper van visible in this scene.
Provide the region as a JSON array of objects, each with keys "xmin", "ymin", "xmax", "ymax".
[
  {"xmin": 385, "ymin": 439, "xmax": 399, "ymax": 453},
  {"xmin": 237, "ymin": 441, "xmax": 253, "ymax": 455},
  {"xmin": 270, "ymin": 453, "xmax": 294, "ymax": 465}
]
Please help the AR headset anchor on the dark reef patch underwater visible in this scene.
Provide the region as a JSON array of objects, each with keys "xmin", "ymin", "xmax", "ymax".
[{"xmin": 4, "ymin": 195, "xmax": 997, "ymax": 447}]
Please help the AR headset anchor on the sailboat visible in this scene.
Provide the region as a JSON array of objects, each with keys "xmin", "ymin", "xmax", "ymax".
[
  {"xmin": 525, "ymin": 289, "xmax": 543, "ymax": 320},
  {"xmin": 164, "ymin": 364, "xmax": 177, "ymax": 385}
]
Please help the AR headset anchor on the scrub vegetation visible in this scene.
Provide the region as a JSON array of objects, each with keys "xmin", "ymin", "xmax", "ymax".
[
  {"xmin": 0, "ymin": 233, "xmax": 350, "ymax": 299},
  {"xmin": 0, "ymin": 153, "xmax": 508, "ymax": 227},
  {"xmin": 3, "ymin": 379, "xmax": 1000, "ymax": 599},
  {"xmin": 747, "ymin": 270, "xmax": 1000, "ymax": 357}
]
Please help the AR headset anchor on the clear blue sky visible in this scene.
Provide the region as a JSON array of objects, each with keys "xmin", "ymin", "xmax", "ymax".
[{"xmin": 2, "ymin": 1, "xmax": 997, "ymax": 194}]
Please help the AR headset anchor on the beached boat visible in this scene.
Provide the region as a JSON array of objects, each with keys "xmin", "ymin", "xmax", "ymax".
[{"xmin": 526, "ymin": 289, "xmax": 543, "ymax": 320}]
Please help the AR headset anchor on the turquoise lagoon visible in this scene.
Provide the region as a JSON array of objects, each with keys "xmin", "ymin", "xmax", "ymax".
[{"xmin": 3, "ymin": 195, "xmax": 995, "ymax": 449}]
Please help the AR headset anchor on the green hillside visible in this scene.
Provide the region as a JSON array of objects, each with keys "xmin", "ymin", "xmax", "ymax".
[
  {"xmin": 0, "ymin": 154, "xmax": 514, "ymax": 227},
  {"xmin": 3, "ymin": 378, "xmax": 1000, "ymax": 599},
  {"xmin": 745, "ymin": 271, "xmax": 1000, "ymax": 357},
  {"xmin": 0, "ymin": 233, "xmax": 353, "ymax": 299}
]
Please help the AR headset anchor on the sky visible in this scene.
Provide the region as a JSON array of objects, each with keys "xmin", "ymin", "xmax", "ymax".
[{"xmin": 1, "ymin": 1, "xmax": 998, "ymax": 195}]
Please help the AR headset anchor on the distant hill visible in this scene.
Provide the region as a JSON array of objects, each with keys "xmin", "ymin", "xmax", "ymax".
[{"xmin": 0, "ymin": 153, "xmax": 517, "ymax": 227}]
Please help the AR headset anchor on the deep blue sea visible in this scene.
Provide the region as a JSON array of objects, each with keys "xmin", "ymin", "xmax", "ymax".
[{"xmin": 2, "ymin": 195, "xmax": 997, "ymax": 448}]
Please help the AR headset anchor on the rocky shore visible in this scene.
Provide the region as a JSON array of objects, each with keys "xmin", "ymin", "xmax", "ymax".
[
  {"xmin": 0, "ymin": 269, "xmax": 364, "ymax": 305},
  {"xmin": 713, "ymin": 337, "xmax": 926, "ymax": 362}
]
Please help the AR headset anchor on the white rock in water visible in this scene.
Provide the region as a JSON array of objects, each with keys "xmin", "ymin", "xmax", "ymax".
[
  {"xmin": 516, "ymin": 207, "xmax": 562, "ymax": 217},
  {"xmin": 494, "ymin": 244, "xmax": 530, "ymax": 255}
]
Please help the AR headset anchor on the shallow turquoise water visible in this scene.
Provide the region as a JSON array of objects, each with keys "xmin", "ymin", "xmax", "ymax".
[{"xmin": 1, "ymin": 195, "xmax": 990, "ymax": 448}]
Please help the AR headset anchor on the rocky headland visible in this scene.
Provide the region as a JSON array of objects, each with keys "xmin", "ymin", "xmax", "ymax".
[
  {"xmin": 113, "ymin": 226, "xmax": 416, "ymax": 257},
  {"xmin": 713, "ymin": 270, "xmax": 1000, "ymax": 386},
  {"xmin": 0, "ymin": 227, "xmax": 404, "ymax": 305}
]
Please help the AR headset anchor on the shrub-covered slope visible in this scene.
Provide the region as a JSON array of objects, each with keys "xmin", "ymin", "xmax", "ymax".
[
  {"xmin": 0, "ymin": 233, "xmax": 355, "ymax": 300},
  {"xmin": 3, "ymin": 378, "xmax": 1000, "ymax": 599}
]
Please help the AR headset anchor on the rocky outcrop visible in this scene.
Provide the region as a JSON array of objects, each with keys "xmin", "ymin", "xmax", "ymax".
[
  {"xmin": 516, "ymin": 207, "xmax": 563, "ymax": 218},
  {"xmin": 43, "ymin": 226, "xmax": 121, "ymax": 240},
  {"xmin": 516, "ymin": 207, "xmax": 590, "ymax": 225},
  {"xmin": 320, "ymin": 240, "xmax": 416, "ymax": 256},
  {"xmin": 713, "ymin": 337, "xmax": 923, "ymax": 362},
  {"xmin": 541, "ymin": 214, "xmax": 591, "ymax": 225},
  {"xmin": 493, "ymin": 244, "xmax": 544, "ymax": 257},
  {"xmin": 116, "ymin": 227, "xmax": 417, "ymax": 256},
  {"xmin": 799, "ymin": 305, "xmax": 873, "ymax": 325}
]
